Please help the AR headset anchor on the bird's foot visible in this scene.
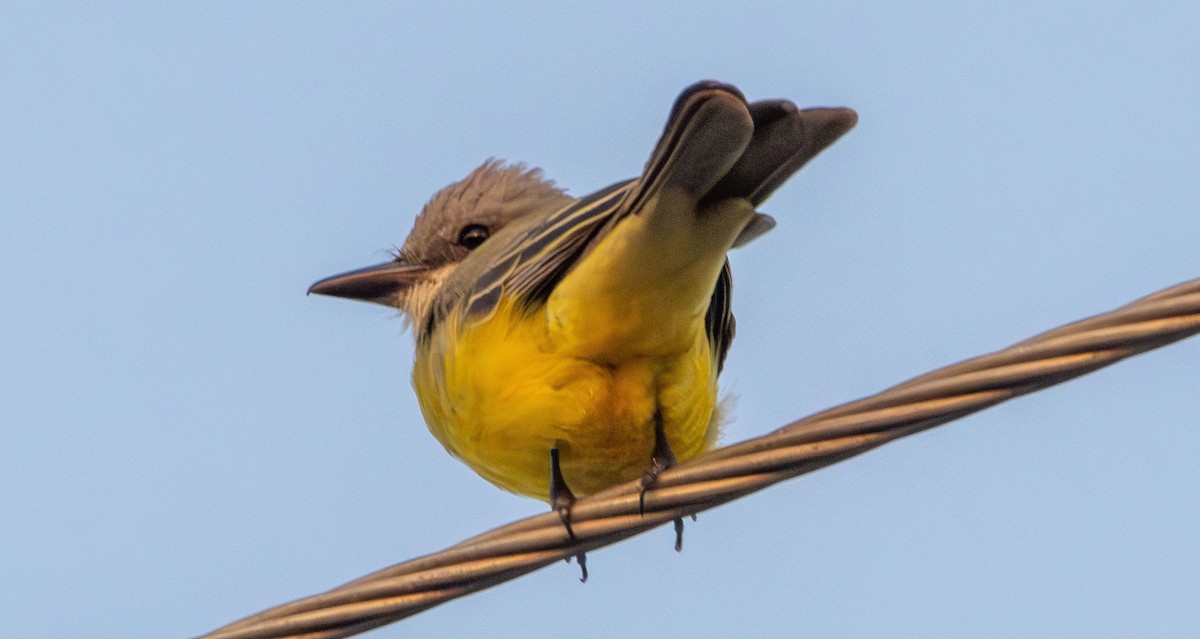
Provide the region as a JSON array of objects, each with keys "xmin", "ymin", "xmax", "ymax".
[
  {"xmin": 549, "ymin": 446, "xmax": 588, "ymax": 581},
  {"xmin": 637, "ymin": 412, "xmax": 689, "ymax": 552},
  {"xmin": 638, "ymin": 411, "xmax": 677, "ymax": 515}
]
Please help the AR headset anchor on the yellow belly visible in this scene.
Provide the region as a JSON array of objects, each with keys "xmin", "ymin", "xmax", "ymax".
[{"xmin": 412, "ymin": 298, "xmax": 720, "ymax": 500}]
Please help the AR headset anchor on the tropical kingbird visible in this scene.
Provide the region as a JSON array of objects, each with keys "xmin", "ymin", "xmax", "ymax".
[{"xmin": 310, "ymin": 81, "xmax": 855, "ymax": 539}]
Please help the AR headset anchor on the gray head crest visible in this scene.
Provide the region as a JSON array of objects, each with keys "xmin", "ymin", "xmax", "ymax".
[{"xmin": 396, "ymin": 159, "xmax": 572, "ymax": 270}]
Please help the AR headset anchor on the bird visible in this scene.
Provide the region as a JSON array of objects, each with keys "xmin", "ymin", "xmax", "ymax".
[{"xmin": 309, "ymin": 81, "xmax": 855, "ymax": 552}]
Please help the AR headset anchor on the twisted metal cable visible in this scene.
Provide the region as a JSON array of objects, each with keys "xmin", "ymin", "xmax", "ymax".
[{"xmin": 199, "ymin": 277, "xmax": 1200, "ymax": 639}]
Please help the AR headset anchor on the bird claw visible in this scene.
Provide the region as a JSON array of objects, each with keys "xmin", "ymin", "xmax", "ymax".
[
  {"xmin": 638, "ymin": 411, "xmax": 677, "ymax": 515},
  {"xmin": 549, "ymin": 447, "xmax": 578, "ymax": 541},
  {"xmin": 549, "ymin": 447, "xmax": 588, "ymax": 580}
]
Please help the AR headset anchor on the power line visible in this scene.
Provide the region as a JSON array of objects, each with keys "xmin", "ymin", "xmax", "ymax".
[{"xmin": 199, "ymin": 277, "xmax": 1200, "ymax": 639}]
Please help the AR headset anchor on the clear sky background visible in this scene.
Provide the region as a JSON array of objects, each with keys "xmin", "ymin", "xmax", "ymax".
[{"xmin": 3, "ymin": 3, "xmax": 1198, "ymax": 638}]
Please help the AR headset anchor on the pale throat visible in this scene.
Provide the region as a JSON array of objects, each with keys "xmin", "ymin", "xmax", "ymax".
[{"xmin": 399, "ymin": 264, "xmax": 457, "ymax": 330}]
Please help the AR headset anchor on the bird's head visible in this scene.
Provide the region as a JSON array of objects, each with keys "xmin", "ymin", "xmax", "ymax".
[{"xmin": 308, "ymin": 160, "xmax": 573, "ymax": 324}]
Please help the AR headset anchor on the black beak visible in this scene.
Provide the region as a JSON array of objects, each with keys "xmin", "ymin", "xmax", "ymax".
[{"xmin": 308, "ymin": 260, "xmax": 433, "ymax": 306}]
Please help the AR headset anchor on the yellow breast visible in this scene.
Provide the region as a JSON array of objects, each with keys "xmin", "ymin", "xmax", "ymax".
[{"xmin": 412, "ymin": 297, "xmax": 720, "ymax": 500}]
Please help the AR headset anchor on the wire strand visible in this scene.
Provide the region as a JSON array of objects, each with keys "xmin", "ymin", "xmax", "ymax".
[{"xmin": 198, "ymin": 278, "xmax": 1200, "ymax": 639}]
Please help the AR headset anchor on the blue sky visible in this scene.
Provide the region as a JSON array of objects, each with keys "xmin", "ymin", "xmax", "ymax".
[{"xmin": 3, "ymin": 3, "xmax": 1198, "ymax": 638}]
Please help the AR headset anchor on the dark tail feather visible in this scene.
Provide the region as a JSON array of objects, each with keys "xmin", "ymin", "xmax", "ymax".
[
  {"xmin": 645, "ymin": 81, "xmax": 755, "ymax": 201},
  {"xmin": 706, "ymin": 100, "xmax": 857, "ymax": 207}
]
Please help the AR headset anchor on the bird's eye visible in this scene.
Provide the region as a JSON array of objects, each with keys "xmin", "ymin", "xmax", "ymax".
[{"xmin": 458, "ymin": 224, "xmax": 490, "ymax": 250}]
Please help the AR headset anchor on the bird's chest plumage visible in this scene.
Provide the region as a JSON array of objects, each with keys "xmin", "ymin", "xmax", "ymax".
[{"xmin": 411, "ymin": 299, "xmax": 719, "ymax": 500}]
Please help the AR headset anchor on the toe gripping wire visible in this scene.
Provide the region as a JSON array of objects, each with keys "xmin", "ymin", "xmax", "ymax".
[{"xmin": 548, "ymin": 446, "xmax": 587, "ymax": 582}]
